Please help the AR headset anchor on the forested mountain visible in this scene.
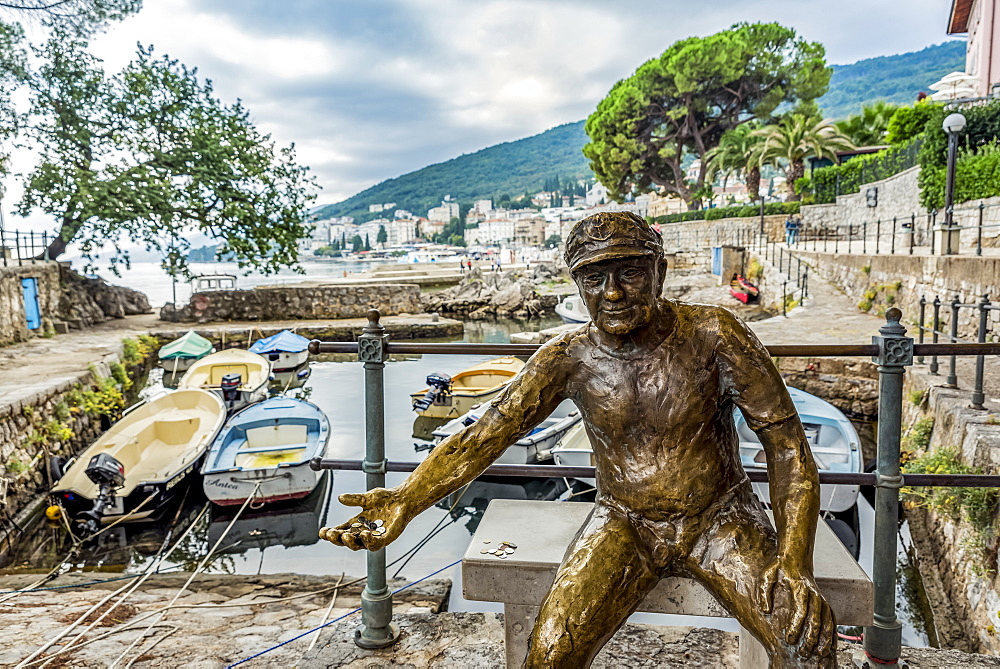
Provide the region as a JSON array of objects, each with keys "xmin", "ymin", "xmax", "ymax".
[
  {"xmin": 312, "ymin": 122, "xmax": 591, "ymax": 222},
  {"xmin": 817, "ymin": 41, "xmax": 965, "ymax": 119},
  {"xmin": 314, "ymin": 41, "xmax": 967, "ymax": 222}
]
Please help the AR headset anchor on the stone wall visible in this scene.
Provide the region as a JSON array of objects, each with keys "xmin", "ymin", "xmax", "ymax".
[
  {"xmin": 0, "ymin": 342, "xmax": 155, "ymax": 538},
  {"xmin": 0, "ymin": 263, "xmax": 61, "ymax": 346},
  {"xmin": 161, "ymin": 283, "xmax": 423, "ymax": 323},
  {"xmin": 792, "ymin": 249, "xmax": 1000, "ymax": 341},
  {"xmin": 801, "ymin": 166, "xmax": 923, "ymax": 232},
  {"xmin": 659, "ymin": 214, "xmax": 787, "ymax": 246}
]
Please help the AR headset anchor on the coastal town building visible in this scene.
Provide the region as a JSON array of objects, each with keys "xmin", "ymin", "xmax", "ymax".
[
  {"xmin": 428, "ymin": 197, "xmax": 460, "ymax": 223},
  {"xmin": 465, "ymin": 218, "xmax": 515, "ymax": 245},
  {"xmin": 948, "ymin": 0, "xmax": 1000, "ymax": 96},
  {"xmin": 585, "ymin": 181, "xmax": 608, "ymax": 206}
]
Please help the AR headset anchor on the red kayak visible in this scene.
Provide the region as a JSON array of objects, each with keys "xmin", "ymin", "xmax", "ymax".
[{"xmin": 729, "ymin": 275, "xmax": 759, "ymax": 304}]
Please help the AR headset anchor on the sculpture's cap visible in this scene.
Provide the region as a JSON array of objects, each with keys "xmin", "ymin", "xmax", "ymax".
[{"xmin": 564, "ymin": 211, "xmax": 663, "ymax": 271}]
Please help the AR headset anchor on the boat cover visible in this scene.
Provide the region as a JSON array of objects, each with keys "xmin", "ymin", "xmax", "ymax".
[
  {"xmin": 249, "ymin": 330, "xmax": 310, "ymax": 355},
  {"xmin": 159, "ymin": 331, "xmax": 214, "ymax": 361}
]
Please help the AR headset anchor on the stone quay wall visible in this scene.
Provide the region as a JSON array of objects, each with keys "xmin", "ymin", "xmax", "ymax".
[
  {"xmin": 162, "ymin": 283, "xmax": 423, "ymax": 323},
  {"xmin": 791, "ymin": 249, "xmax": 1000, "ymax": 342},
  {"xmin": 0, "ymin": 344, "xmax": 155, "ymax": 540},
  {"xmin": 0, "ymin": 263, "xmax": 61, "ymax": 346},
  {"xmin": 659, "ymin": 214, "xmax": 788, "ymax": 247}
]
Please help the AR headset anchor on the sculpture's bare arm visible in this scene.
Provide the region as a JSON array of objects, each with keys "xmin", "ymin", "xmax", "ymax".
[{"xmin": 320, "ymin": 344, "xmax": 570, "ymax": 551}]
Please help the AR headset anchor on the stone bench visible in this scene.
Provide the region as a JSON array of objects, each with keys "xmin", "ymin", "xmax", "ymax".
[{"xmin": 462, "ymin": 499, "xmax": 873, "ymax": 668}]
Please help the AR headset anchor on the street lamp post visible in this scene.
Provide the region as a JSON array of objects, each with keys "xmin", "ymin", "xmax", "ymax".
[{"xmin": 938, "ymin": 112, "xmax": 967, "ymax": 255}]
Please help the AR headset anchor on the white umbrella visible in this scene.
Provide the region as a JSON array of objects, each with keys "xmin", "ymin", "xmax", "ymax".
[
  {"xmin": 930, "ymin": 86, "xmax": 977, "ymax": 101},
  {"xmin": 928, "ymin": 71, "xmax": 976, "ymax": 91}
]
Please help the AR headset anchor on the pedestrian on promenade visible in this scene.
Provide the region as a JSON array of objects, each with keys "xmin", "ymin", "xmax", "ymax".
[
  {"xmin": 459, "ymin": 258, "xmax": 465, "ymax": 274},
  {"xmin": 496, "ymin": 258, "xmax": 502, "ymax": 273},
  {"xmin": 785, "ymin": 215, "xmax": 800, "ymax": 246}
]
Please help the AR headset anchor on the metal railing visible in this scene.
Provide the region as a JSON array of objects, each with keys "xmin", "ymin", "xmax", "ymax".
[
  {"xmin": 0, "ymin": 228, "xmax": 54, "ymax": 267},
  {"xmin": 916, "ymin": 294, "xmax": 999, "ymax": 409},
  {"xmin": 796, "ymin": 201, "xmax": 1000, "ymax": 257},
  {"xmin": 309, "ymin": 309, "xmax": 1000, "ymax": 666}
]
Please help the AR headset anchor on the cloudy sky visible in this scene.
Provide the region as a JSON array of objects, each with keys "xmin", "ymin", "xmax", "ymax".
[{"xmin": 12, "ymin": 0, "xmax": 963, "ymax": 215}]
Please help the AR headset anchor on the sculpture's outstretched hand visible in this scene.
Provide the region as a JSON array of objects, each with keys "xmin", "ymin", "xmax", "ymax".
[
  {"xmin": 757, "ymin": 558, "xmax": 836, "ymax": 659},
  {"xmin": 318, "ymin": 488, "xmax": 411, "ymax": 551}
]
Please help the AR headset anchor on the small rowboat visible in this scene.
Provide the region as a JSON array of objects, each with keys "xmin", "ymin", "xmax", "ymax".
[
  {"xmin": 410, "ymin": 356, "xmax": 525, "ymax": 419},
  {"xmin": 51, "ymin": 389, "xmax": 226, "ymax": 534},
  {"xmin": 249, "ymin": 330, "xmax": 310, "ymax": 372},
  {"xmin": 158, "ymin": 330, "xmax": 214, "ymax": 374},
  {"xmin": 432, "ymin": 399, "xmax": 580, "ymax": 464},
  {"xmin": 201, "ymin": 397, "xmax": 331, "ymax": 506},
  {"xmin": 179, "ymin": 349, "xmax": 271, "ymax": 413},
  {"xmin": 729, "ymin": 274, "xmax": 759, "ymax": 304}
]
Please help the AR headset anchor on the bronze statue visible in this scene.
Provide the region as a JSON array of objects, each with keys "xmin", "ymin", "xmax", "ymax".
[{"xmin": 320, "ymin": 211, "xmax": 836, "ymax": 667}]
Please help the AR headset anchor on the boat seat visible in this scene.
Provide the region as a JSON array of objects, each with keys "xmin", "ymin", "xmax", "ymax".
[
  {"xmin": 244, "ymin": 424, "xmax": 308, "ymax": 449},
  {"xmin": 237, "ymin": 442, "xmax": 310, "ymax": 455}
]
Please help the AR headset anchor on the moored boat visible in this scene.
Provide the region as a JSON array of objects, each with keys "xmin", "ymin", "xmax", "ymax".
[
  {"xmin": 410, "ymin": 356, "xmax": 525, "ymax": 419},
  {"xmin": 51, "ymin": 389, "xmax": 227, "ymax": 534},
  {"xmin": 158, "ymin": 330, "xmax": 215, "ymax": 375},
  {"xmin": 431, "ymin": 399, "xmax": 580, "ymax": 464},
  {"xmin": 554, "ymin": 295, "xmax": 589, "ymax": 324},
  {"xmin": 178, "ymin": 349, "xmax": 271, "ymax": 413},
  {"xmin": 729, "ymin": 274, "xmax": 759, "ymax": 304},
  {"xmin": 551, "ymin": 386, "xmax": 864, "ymax": 556},
  {"xmin": 249, "ymin": 330, "xmax": 311, "ymax": 372},
  {"xmin": 270, "ymin": 361, "xmax": 312, "ymax": 392},
  {"xmin": 201, "ymin": 397, "xmax": 331, "ymax": 506}
]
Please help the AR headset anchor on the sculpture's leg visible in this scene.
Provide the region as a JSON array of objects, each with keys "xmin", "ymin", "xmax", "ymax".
[
  {"xmin": 684, "ymin": 502, "xmax": 836, "ymax": 669},
  {"xmin": 524, "ymin": 504, "xmax": 659, "ymax": 669}
]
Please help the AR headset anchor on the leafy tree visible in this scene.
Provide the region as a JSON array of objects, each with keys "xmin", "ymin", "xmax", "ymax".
[
  {"xmin": 545, "ymin": 234, "xmax": 562, "ymax": 248},
  {"xmin": 835, "ymin": 101, "xmax": 897, "ymax": 147},
  {"xmin": 341, "ymin": 231, "xmax": 346, "ymax": 248},
  {"xmin": 583, "ymin": 22, "xmax": 829, "ymax": 209},
  {"xmin": 704, "ymin": 122, "xmax": 766, "ymax": 203},
  {"xmin": 350, "ymin": 234, "xmax": 363, "ymax": 253},
  {"xmin": 15, "ymin": 36, "xmax": 317, "ymax": 276},
  {"xmin": 448, "ymin": 234, "xmax": 466, "ymax": 247},
  {"xmin": 0, "ymin": 0, "xmax": 141, "ymax": 36},
  {"xmin": 886, "ymin": 101, "xmax": 941, "ymax": 144},
  {"xmin": 753, "ymin": 114, "xmax": 855, "ymax": 200},
  {"xmin": 0, "ymin": 21, "xmax": 26, "ymax": 197},
  {"xmin": 376, "ymin": 224, "xmax": 387, "ymax": 246}
]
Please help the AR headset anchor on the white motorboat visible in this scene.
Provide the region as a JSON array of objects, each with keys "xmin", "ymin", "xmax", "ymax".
[
  {"xmin": 178, "ymin": 349, "xmax": 271, "ymax": 414},
  {"xmin": 201, "ymin": 397, "xmax": 331, "ymax": 506},
  {"xmin": 431, "ymin": 399, "xmax": 580, "ymax": 465},
  {"xmin": 250, "ymin": 330, "xmax": 311, "ymax": 372},
  {"xmin": 554, "ymin": 295, "xmax": 588, "ymax": 324},
  {"xmin": 550, "ymin": 386, "xmax": 864, "ymax": 556}
]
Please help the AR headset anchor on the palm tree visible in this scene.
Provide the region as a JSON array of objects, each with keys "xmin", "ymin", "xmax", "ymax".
[
  {"xmin": 835, "ymin": 101, "xmax": 897, "ymax": 147},
  {"xmin": 704, "ymin": 123, "xmax": 766, "ymax": 205},
  {"xmin": 753, "ymin": 115, "xmax": 856, "ymax": 201}
]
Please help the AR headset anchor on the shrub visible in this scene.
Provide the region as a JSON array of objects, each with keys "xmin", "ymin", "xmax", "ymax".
[
  {"xmin": 908, "ymin": 389, "xmax": 926, "ymax": 406},
  {"xmin": 746, "ymin": 258, "xmax": 764, "ymax": 281},
  {"xmin": 886, "ymin": 102, "xmax": 942, "ymax": 144},
  {"xmin": 653, "ymin": 201, "xmax": 800, "ymax": 225},
  {"xmin": 801, "ymin": 137, "xmax": 922, "ymax": 204},
  {"xmin": 902, "ymin": 417, "xmax": 934, "ymax": 452},
  {"xmin": 857, "ymin": 299, "xmax": 873, "ymax": 312},
  {"xmin": 918, "ymin": 144, "xmax": 1000, "ymax": 209}
]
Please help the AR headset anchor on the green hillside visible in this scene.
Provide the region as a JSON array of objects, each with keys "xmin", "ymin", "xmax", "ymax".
[
  {"xmin": 818, "ymin": 41, "xmax": 966, "ymax": 119},
  {"xmin": 313, "ymin": 122, "xmax": 591, "ymax": 222},
  {"xmin": 315, "ymin": 41, "xmax": 967, "ymax": 221}
]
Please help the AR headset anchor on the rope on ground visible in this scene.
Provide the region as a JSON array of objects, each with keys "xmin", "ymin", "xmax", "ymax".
[
  {"xmin": 304, "ymin": 572, "xmax": 345, "ymax": 654},
  {"xmin": 226, "ymin": 558, "xmax": 463, "ymax": 668},
  {"xmin": 107, "ymin": 482, "xmax": 264, "ymax": 669},
  {"xmin": 16, "ymin": 503, "xmax": 211, "ymax": 668}
]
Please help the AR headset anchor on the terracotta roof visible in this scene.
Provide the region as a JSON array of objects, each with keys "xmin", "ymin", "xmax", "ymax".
[{"xmin": 948, "ymin": 0, "xmax": 973, "ymax": 33}]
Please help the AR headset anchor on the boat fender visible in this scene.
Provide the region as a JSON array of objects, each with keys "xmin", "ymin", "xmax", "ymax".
[{"xmin": 44, "ymin": 505, "xmax": 63, "ymax": 521}]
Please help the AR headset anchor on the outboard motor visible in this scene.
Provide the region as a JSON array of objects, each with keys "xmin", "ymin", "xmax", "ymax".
[
  {"xmin": 412, "ymin": 372, "xmax": 452, "ymax": 412},
  {"xmin": 221, "ymin": 373, "xmax": 242, "ymax": 408},
  {"xmin": 75, "ymin": 453, "xmax": 126, "ymax": 536}
]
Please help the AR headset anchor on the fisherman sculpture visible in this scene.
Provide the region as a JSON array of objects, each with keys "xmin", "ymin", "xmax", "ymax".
[{"xmin": 320, "ymin": 211, "xmax": 836, "ymax": 667}]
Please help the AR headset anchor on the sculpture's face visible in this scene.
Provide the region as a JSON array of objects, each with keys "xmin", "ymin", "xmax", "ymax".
[{"xmin": 574, "ymin": 255, "xmax": 661, "ymax": 335}]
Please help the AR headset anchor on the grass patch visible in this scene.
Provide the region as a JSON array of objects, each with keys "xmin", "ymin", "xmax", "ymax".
[
  {"xmin": 902, "ymin": 417, "xmax": 934, "ymax": 452},
  {"xmin": 908, "ymin": 389, "xmax": 926, "ymax": 407}
]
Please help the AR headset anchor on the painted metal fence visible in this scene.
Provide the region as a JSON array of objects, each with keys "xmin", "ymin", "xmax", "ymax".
[
  {"xmin": 0, "ymin": 228, "xmax": 54, "ymax": 267},
  {"xmin": 309, "ymin": 309, "xmax": 1000, "ymax": 667}
]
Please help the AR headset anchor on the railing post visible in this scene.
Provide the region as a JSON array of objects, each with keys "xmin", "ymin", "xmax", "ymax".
[
  {"xmin": 930, "ymin": 296, "xmax": 941, "ymax": 375},
  {"xmin": 802, "ymin": 266, "xmax": 808, "ymax": 299},
  {"xmin": 971, "ymin": 295, "xmax": 990, "ymax": 410},
  {"xmin": 782, "ymin": 280, "xmax": 787, "ymax": 317},
  {"xmin": 946, "ymin": 295, "xmax": 960, "ymax": 387},
  {"xmin": 909, "ymin": 214, "xmax": 915, "ymax": 256},
  {"xmin": 0, "ymin": 227, "xmax": 6, "ymax": 268},
  {"xmin": 930, "ymin": 210, "xmax": 937, "ymax": 255},
  {"xmin": 891, "ymin": 217, "xmax": 897, "ymax": 255},
  {"xmin": 977, "ymin": 202, "xmax": 984, "ymax": 257},
  {"xmin": 823, "ymin": 228, "xmax": 828, "ymax": 253},
  {"xmin": 863, "ymin": 221, "xmax": 868, "ymax": 255},
  {"xmin": 875, "ymin": 219, "xmax": 881, "ymax": 254},
  {"xmin": 864, "ymin": 307, "xmax": 912, "ymax": 667},
  {"xmin": 835, "ymin": 225, "xmax": 840, "ymax": 254},
  {"xmin": 43, "ymin": 232, "xmax": 49, "ymax": 262},
  {"xmin": 917, "ymin": 296, "xmax": 926, "ymax": 364},
  {"xmin": 355, "ymin": 309, "xmax": 400, "ymax": 649}
]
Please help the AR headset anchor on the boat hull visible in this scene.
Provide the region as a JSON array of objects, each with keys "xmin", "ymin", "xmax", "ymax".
[
  {"xmin": 411, "ymin": 388, "xmax": 505, "ymax": 419},
  {"xmin": 554, "ymin": 295, "xmax": 589, "ymax": 324},
  {"xmin": 203, "ymin": 463, "xmax": 322, "ymax": 506}
]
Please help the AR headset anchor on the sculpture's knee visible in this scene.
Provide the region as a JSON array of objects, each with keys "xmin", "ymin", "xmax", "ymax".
[{"xmin": 523, "ymin": 621, "xmax": 598, "ymax": 669}]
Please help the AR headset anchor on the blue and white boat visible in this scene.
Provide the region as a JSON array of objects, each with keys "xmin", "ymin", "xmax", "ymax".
[
  {"xmin": 201, "ymin": 397, "xmax": 331, "ymax": 506},
  {"xmin": 250, "ymin": 330, "xmax": 311, "ymax": 372}
]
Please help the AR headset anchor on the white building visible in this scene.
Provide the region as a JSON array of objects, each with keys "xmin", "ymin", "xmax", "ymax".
[
  {"xmin": 473, "ymin": 199, "xmax": 493, "ymax": 215},
  {"xmin": 428, "ymin": 199, "xmax": 461, "ymax": 223},
  {"xmin": 465, "ymin": 218, "xmax": 516, "ymax": 245},
  {"xmin": 585, "ymin": 182, "xmax": 608, "ymax": 207}
]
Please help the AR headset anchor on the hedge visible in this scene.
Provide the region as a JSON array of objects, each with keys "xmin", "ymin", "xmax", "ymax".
[
  {"xmin": 797, "ymin": 137, "xmax": 922, "ymax": 204},
  {"xmin": 918, "ymin": 144, "xmax": 1000, "ymax": 209},
  {"xmin": 650, "ymin": 201, "xmax": 800, "ymax": 225}
]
